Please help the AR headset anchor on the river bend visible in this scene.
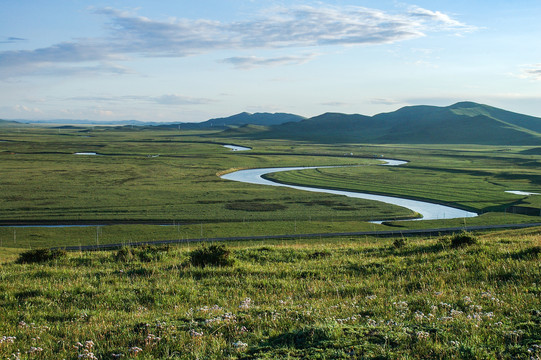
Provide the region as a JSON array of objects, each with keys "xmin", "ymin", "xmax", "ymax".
[{"xmin": 220, "ymin": 160, "xmax": 478, "ymax": 221}]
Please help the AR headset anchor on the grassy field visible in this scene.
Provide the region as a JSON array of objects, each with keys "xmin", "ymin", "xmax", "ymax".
[
  {"xmin": 0, "ymin": 228, "xmax": 539, "ymax": 359},
  {"xmin": 1, "ymin": 125, "xmax": 540, "ymax": 252},
  {"xmin": 0, "ymin": 126, "xmax": 413, "ymax": 224},
  {"xmin": 266, "ymin": 145, "xmax": 541, "ymax": 213}
]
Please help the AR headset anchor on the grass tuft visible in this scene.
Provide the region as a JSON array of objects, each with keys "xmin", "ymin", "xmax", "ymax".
[
  {"xmin": 449, "ymin": 231, "xmax": 478, "ymax": 248},
  {"xmin": 189, "ymin": 243, "xmax": 234, "ymax": 268},
  {"xmin": 15, "ymin": 248, "xmax": 67, "ymax": 264}
]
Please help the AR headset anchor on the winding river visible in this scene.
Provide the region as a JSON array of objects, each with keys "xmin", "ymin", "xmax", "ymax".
[{"xmin": 220, "ymin": 160, "xmax": 478, "ymax": 221}]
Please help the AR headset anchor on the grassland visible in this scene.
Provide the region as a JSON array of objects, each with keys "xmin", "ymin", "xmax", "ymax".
[
  {"xmin": 0, "ymin": 126, "xmax": 411, "ymax": 224},
  {"xmin": 1, "ymin": 125, "xmax": 541, "ymax": 251},
  {"xmin": 0, "ymin": 229, "xmax": 539, "ymax": 359},
  {"xmin": 267, "ymin": 145, "xmax": 541, "ymax": 213}
]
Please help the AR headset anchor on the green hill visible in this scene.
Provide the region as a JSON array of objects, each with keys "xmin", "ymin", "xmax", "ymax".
[
  {"xmin": 164, "ymin": 112, "xmax": 305, "ymax": 130},
  {"xmin": 228, "ymin": 102, "xmax": 541, "ymax": 145},
  {"xmin": 0, "ymin": 119, "xmax": 24, "ymax": 127}
]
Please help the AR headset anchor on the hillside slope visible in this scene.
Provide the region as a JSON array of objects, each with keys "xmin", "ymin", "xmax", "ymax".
[
  {"xmin": 226, "ymin": 102, "xmax": 541, "ymax": 145},
  {"xmin": 169, "ymin": 112, "xmax": 305, "ymax": 130}
]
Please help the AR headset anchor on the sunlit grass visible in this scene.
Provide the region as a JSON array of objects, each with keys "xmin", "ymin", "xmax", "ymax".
[{"xmin": 0, "ymin": 229, "xmax": 539, "ymax": 359}]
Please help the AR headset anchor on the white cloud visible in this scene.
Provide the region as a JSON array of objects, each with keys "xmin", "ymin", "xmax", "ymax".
[{"xmin": 0, "ymin": 5, "xmax": 476, "ymax": 79}]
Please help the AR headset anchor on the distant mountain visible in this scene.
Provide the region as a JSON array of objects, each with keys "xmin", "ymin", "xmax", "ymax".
[
  {"xmin": 226, "ymin": 102, "xmax": 541, "ymax": 145},
  {"xmin": 13, "ymin": 119, "xmax": 164, "ymax": 126},
  {"xmin": 166, "ymin": 112, "xmax": 305, "ymax": 130},
  {"xmin": 0, "ymin": 119, "xmax": 25, "ymax": 127}
]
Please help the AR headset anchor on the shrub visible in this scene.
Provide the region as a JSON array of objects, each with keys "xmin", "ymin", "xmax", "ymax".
[
  {"xmin": 449, "ymin": 231, "xmax": 478, "ymax": 248},
  {"xmin": 189, "ymin": 243, "xmax": 233, "ymax": 268},
  {"xmin": 16, "ymin": 248, "xmax": 67, "ymax": 264}
]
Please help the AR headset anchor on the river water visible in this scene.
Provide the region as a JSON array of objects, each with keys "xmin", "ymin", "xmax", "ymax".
[{"xmin": 221, "ymin": 160, "xmax": 478, "ymax": 221}]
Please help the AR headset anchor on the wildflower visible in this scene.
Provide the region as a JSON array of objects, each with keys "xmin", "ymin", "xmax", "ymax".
[
  {"xmin": 450, "ymin": 340, "xmax": 460, "ymax": 347},
  {"xmin": 78, "ymin": 350, "xmax": 98, "ymax": 359},
  {"xmin": 367, "ymin": 318, "xmax": 377, "ymax": 326},
  {"xmin": 17, "ymin": 321, "xmax": 27, "ymax": 328},
  {"xmin": 1, "ymin": 336, "xmax": 16, "ymax": 345},
  {"xmin": 85, "ymin": 340, "xmax": 95, "ymax": 349},
  {"xmin": 416, "ymin": 331, "xmax": 430, "ymax": 340},
  {"xmin": 232, "ymin": 341, "xmax": 248, "ymax": 348},
  {"xmin": 112, "ymin": 354, "xmax": 123, "ymax": 358},
  {"xmin": 450, "ymin": 309, "xmax": 463, "ymax": 317},
  {"xmin": 239, "ymin": 298, "xmax": 252, "ymax": 309},
  {"xmin": 129, "ymin": 346, "xmax": 143, "ymax": 355},
  {"xmin": 27, "ymin": 347, "xmax": 43, "ymax": 354},
  {"xmin": 414, "ymin": 311, "xmax": 425, "ymax": 321},
  {"xmin": 145, "ymin": 334, "xmax": 161, "ymax": 346},
  {"xmin": 434, "ymin": 291, "xmax": 443, "ymax": 297},
  {"xmin": 189, "ymin": 329, "xmax": 203, "ymax": 337},
  {"xmin": 463, "ymin": 296, "xmax": 472, "ymax": 304},
  {"xmin": 365, "ymin": 295, "xmax": 377, "ymax": 301}
]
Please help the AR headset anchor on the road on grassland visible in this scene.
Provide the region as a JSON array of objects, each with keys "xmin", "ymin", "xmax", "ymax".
[{"xmin": 54, "ymin": 222, "xmax": 541, "ymax": 251}]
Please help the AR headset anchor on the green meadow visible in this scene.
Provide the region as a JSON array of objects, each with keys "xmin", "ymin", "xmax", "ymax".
[
  {"xmin": 0, "ymin": 229, "xmax": 540, "ymax": 359},
  {"xmin": 1, "ymin": 125, "xmax": 541, "ymax": 250},
  {"xmin": 1, "ymin": 124, "xmax": 541, "ymax": 359}
]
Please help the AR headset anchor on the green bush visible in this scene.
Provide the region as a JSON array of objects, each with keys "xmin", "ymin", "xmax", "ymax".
[
  {"xmin": 189, "ymin": 243, "xmax": 233, "ymax": 268},
  {"xmin": 449, "ymin": 231, "xmax": 478, "ymax": 248},
  {"xmin": 16, "ymin": 248, "xmax": 67, "ymax": 264}
]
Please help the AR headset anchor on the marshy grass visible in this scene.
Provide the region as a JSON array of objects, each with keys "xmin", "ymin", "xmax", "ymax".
[{"xmin": 0, "ymin": 229, "xmax": 539, "ymax": 359}]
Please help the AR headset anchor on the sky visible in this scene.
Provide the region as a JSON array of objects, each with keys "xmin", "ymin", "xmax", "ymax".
[{"xmin": 1, "ymin": 0, "xmax": 541, "ymax": 123}]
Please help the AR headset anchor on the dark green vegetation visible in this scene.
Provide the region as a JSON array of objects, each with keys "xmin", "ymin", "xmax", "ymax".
[
  {"xmin": 224, "ymin": 102, "xmax": 541, "ymax": 145},
  {"xmin": 189, "ymin": 243, "xmax": 234, "ymax": 268},
  {"xmin": 1, "ymin": 230, "xmax": 540, "ymax": 359}
]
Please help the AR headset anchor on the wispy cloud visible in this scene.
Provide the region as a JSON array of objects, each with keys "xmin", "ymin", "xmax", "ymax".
[
  {"xmin": 370, "ymin": 98, "xmax": 403, "ymax": 105},
  {"xmin": 67, "ymin": 94, "xmax": 214, "ymax": 105},
  {"xmin": 0, "ymin": 5, "xmax": 476, "ymax": 79},
  {"xmin": 0, "ymin": 37, "xmax": 27, "ymax": 44},
  {"xmin": 321, "ymin": 101, "xmax": 350, "ymax": 107},
  {"xmin": 519, "ymin": 63, "xmax": 541, "ymax": 81},
  {"xmin": 221, "ymin": 54, "xmax": 317, "ymax": 69},
  {"xmin": 407, "ymin": 7, "xmax": 476, "ymax": 33}
]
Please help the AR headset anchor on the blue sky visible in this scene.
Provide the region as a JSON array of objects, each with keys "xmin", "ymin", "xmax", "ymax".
[{"xmin": 1, "ymin": 0, "xmax": 540, "ymax": 122}]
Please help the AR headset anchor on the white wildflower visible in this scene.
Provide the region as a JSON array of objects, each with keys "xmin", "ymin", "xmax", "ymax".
[
  {"xmin": 129, "ymin": 346, "xmax": 143, "ymax": 355},
  {"xmin": 189, "ymin": 329, "xmax": 203, "ymax": 337},
  {"xmin": 239, "ymin": 298, "xmax": 252, "ymax": 309},
  {"xmin": 232, "ymin": 341, "xmax": 248, "ymax": 348},
  {"xmin": 0, "ymin": 336, "xmax": 16, "ymax": 345},
  {"xmin": 27, "ymin": 347, "xmax": 43, "ymax": 354}
]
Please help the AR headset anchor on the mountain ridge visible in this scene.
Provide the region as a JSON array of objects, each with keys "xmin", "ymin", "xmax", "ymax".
[{"xmin": 221, "ymin": 102, "xmax": 541, "ymax": 145}]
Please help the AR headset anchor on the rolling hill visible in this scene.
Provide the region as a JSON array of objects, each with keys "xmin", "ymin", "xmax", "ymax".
[
  {"xmin": 161, "ymin": 112, "xmax": 305, "ymax": 130},
  {"xmin": 223, "ymin": 102, "xmax": 541, "ymax": 145}
]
